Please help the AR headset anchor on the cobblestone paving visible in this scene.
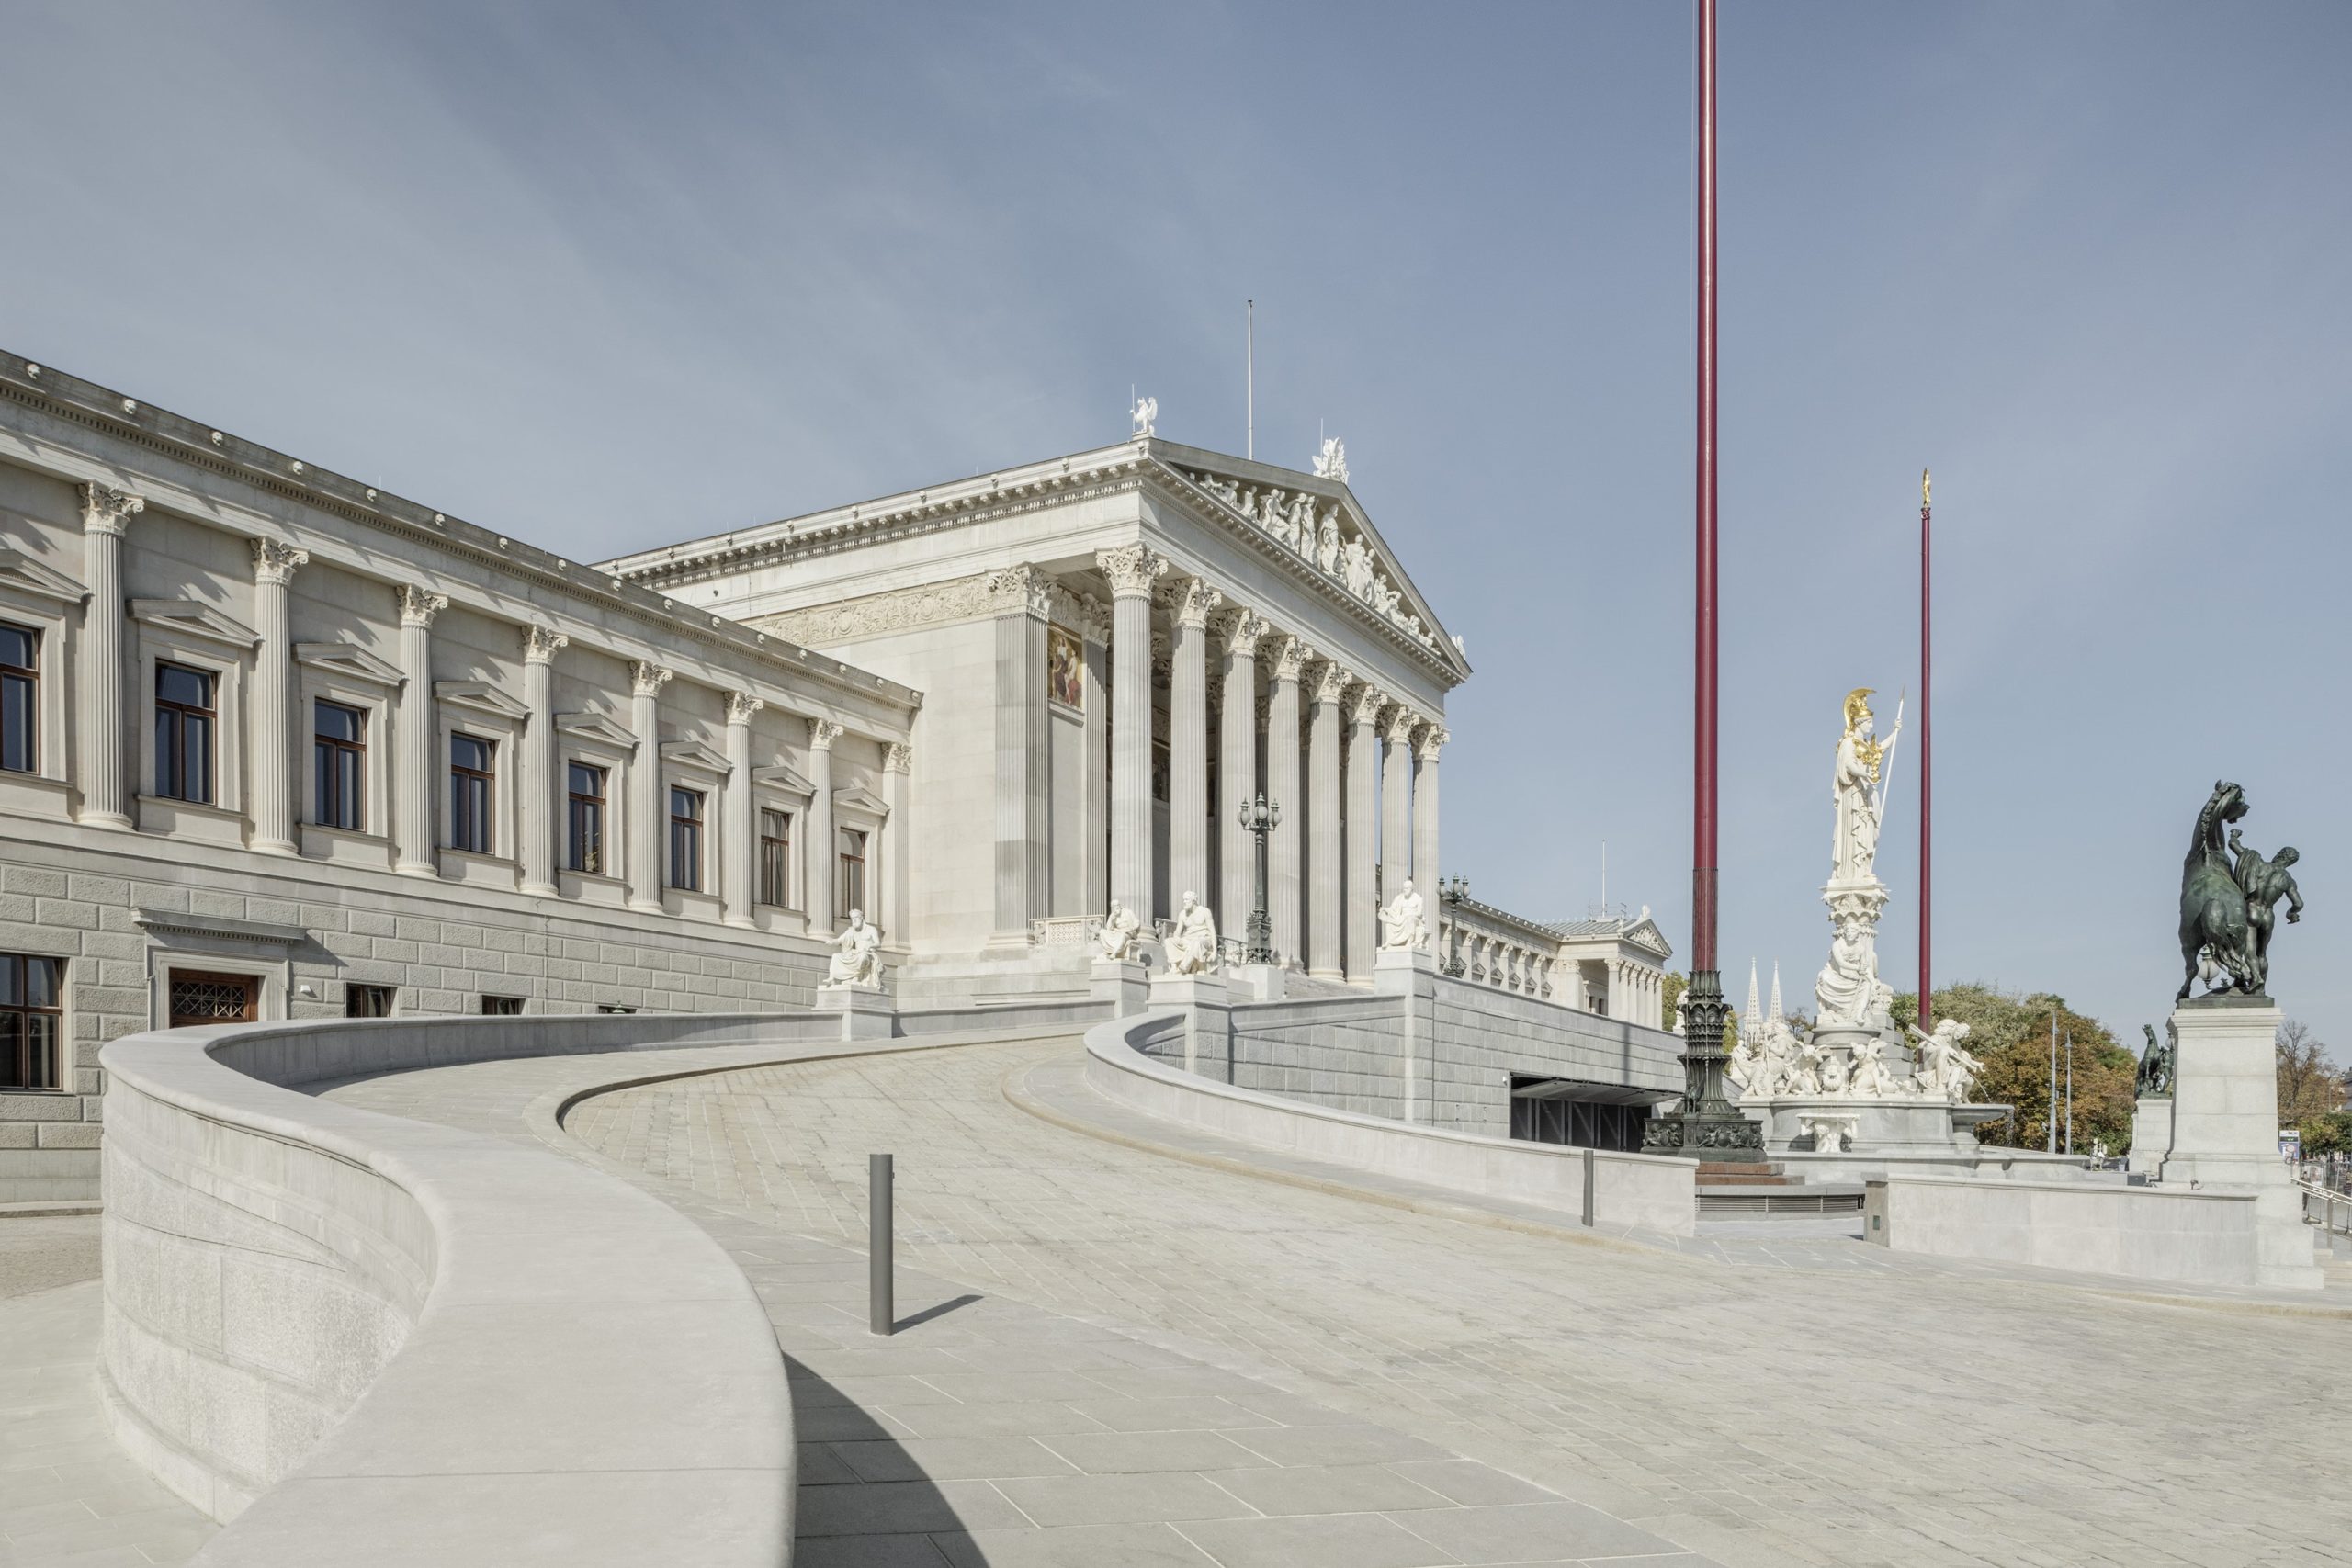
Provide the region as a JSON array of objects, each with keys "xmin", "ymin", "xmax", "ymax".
[
  {"xmin": 0, "ymin": 1280, "xmax": 217, "ymax": 1566},
  {"xmin": 552, "ymin": 1038, "xmax": 2352, "ymax": 1568}
]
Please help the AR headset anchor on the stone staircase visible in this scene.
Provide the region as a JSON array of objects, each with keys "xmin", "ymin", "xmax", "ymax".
[{"xmin": 1694, "ymin": 1160, "xmax": 1866, "ymax": 1217}]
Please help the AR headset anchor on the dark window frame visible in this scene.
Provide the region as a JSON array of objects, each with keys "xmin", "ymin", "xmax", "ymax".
[
  {"xmin": 448, "ymin": 733, "xmax": 495, "ymax": 855},
  {"xmin": 668, "ymin": 785, "xmax": 705, "ymax": 892},
  {"xmin": 154, "ymin": 660, "xmax": 216, "ymax": 804},
  {"xmin": 313, "ymin": 700, "xmax": 367, "ymax": 830},
  {"xmin": 345, "ymin": 983, "xmax": 397, "ymax": 1019},
  {"xmin": 0, "ymin": 622, "xmax": 38, "ymax": 776},
  {"xmin": 0, "ymin": 953, "xmax": 63, "ymax": 1090},
  {"xmin": 566, "ymin": 761, "xmax": 606, "ymax": 874},
  {"xmin": 757, "ymin": 808, "xmax": 793, "ymax": 908},
  {"xmin": 480, "ymin": 995, "xmax": 526, "ymax": 1016},
  {"xmin": 836, "ymin": 827, "xmax": 867, "ymax": 920}
]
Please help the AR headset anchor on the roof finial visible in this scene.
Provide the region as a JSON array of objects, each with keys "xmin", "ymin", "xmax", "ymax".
[{"xmin": 1922, "ymin": 467, "xmax": 1931, "ymax": 509}]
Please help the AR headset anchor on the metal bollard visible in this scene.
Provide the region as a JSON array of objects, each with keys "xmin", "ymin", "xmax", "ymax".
[
  {"xmin": 869, "ymin": 1153, "xmax": 894, "ymax": 1337},
  {"xmin": 1581, "ymin": 1145, "xmax": 1597, "ymax": 1227}
]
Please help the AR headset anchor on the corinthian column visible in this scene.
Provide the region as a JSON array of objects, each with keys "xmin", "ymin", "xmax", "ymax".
[
  {"xmin": 806, "ymin": 718, "xmax": 842, "ymax": 936},
  {"xmin": 1096, "ymin": 544, "xmax": 1165, "ymax": 920},
  {"xmin": 1166, "ymin": 578, "xmax": 1220, "ymax": 916},
  {"xmin": 722, "ymin": 692, "xmax": 763, "ymax": 928},
  {"xmin": 1305, "ymin": 660, "xmax": 1348, "ymax": 980},
  {"xmin": 76, "ymin": 484, "xmax": 143, "ymax": 830},
  {"xmin": 1412, "ymin": 726, "xmax": 1445, "ymax": 905},
  {"xmin": 248, "ymin": 539, "xmax": 308, "ymax": 856},
  {"xmin": 518, "ymin": 626, "xmax": 567, "ymax": 896},
  {"xmin": 1215, "ymin": 609, "xmax": 1266, "ymax": 934},
  {"xmin": 625, "ymin": 661, "xmax": 671, "ymax": 911},
  {"xmin": 1379, "ymin": 705, "xmax": 1415, "ymax": 903},
  {"xmin": 987, "ymin": 565, "xmax": 1049, "ymax": 942},
  {"xmin": 393, "ymin": 586, "xmax": 448, "ymax": 878},
  {"xmin": 1265, "ymin": 637, "xmax": 1305, "ymax": 965},
  {"xmin": 1344, "ymin": 684, "xmax": 1381, "ymax": 983},
  {"xmin": 883, "ymin": 741, "xmax": 912, "ymax": 942}
]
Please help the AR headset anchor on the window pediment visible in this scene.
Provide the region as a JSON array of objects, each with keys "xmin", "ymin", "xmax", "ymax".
[
  {"xmin": 435, "ymin": 680, "xmax": 530, "ymax": 722},
  {"xmin": 0, "ymin": 547, "xmax": 88, "ymax": 607},
  {"xmin": 659, "ymin": 737, "xmax": 733, "ymax": 776},
  {"xmin": 754, "ymin": 761, "xmax": 815, "ymax": 795},
  {"xmin": 131, "ymin": 598, "xmax": 258, "ymax": 650},
  {"xmin": 556, "ymin": 710, "xmax": 639, "ymax": 750},
  {"xmin": 295, "ymin": 641, "xmax": 405, "ymax": 687},
  {"xmin": 833, "ymin": 784, "xmax": 889, "ymax": 818}
]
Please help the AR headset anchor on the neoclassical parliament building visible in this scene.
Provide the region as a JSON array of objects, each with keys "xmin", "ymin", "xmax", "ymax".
[{"xmin": 0, "ymin": 352, "xmax": 1672, "ymax": 1199}]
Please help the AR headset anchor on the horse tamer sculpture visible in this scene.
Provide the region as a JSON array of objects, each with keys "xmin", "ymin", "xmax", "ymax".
[{"xmin": 2177, "ymin": 781, "xmax": 2303, "ymax": 1001}]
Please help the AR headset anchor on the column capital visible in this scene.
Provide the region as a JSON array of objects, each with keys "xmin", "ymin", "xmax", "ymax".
[
  {"xmin": 1213, "ymin": 606, "xmax": 1270, "ymax": 656},
  {"xmin": 984, "ymin": 562, "xmax": 1053, "ymax": 619},
  {"xmin": 399, "ymin": 585, "xmax": 450, "ymax": 628},
  {"xmin": 1095, "ymin": 543, "xmax": 1167, "ymax": 600},
  {"xmin": 1414, "ymin": 723, "xmax": 1449, "ymax": 761},
  {"xmin": 1306, "ymin": 660, "xmax": 1351, "ymax": 707},
  {"xmin": 1168, "ymin": 578, "xmax": 1223, "ymax": 630},
  {"xmin": 79, "ymin": 483, "xmax": 145, "ymax": 536},
  {"xmin": 1270, "ymin": 636, "xmax": 1308, "ymax": 683},
  {"xmin": 523, "ymin": 625, "xmax": 570, "ymax": 664},
  {"xmin": 725, "ymin": 691, "xmax": 765, "ymax": 726},
  {"xmin": 885, "ymin": 740, "xmax": 913, "ymax": 773},
  {"xmin": 1080, "ymin": 596, "xmax": 1114, "ymax": 645},
  {"xmin": 1346, "ymin": 683, "xmax": 1385, "ymax": 728},
  {"xmin": 1380, "ymin": 705, "xmax": 1419, "ymax": 746},
  {"xmin": 809, "ymin": 717, "xmax": 844, "ymax": 750},
  {"xmin": 628, "ymin": 660, "xmax": 673, "ymax": 698},
  {"xmin": 250, "ymin": 537, "xmax": 309, "ymax": 586}
]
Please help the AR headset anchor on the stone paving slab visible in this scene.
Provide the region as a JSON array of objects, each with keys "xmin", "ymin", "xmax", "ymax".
[{"xmin": 322, "ymin": 1034, "xmax": 1714, "ymax": 1567}]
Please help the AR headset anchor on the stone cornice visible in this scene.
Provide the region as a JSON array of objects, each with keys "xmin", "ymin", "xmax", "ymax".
[{"xmin": 0, "ymin": 353, "xmax": 919, "ymax": 718}]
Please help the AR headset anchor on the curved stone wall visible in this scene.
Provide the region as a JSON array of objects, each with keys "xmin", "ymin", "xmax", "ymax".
[
  {"xmin": 1087, "ymin": 1010, "xmax": 1699, "ymax": 1235},
  {"xmin": 100, "ymin": 1012, "xmax": 810, "ymax": 1564}
]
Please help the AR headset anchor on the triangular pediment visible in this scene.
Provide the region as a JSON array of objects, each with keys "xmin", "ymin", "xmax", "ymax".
[
  {"xmin": 130, "ymin": 598, "xmax": 258, "ymax": 649},
  {"xmin": 434, "ymin": 680, "xmax": 530, "ymax": 721},
  {"xmin": 833, "ymin": 784, "xmax": 890, "ymax": 817},
  {"xmin": 0, "ymin": 547, "xmax": 88, "ymax": 607},
  {"xmin": 556, "ymin": 710, "xmax": 639, "ymax": 750},
  {"xmin": 659, "ymin": 737, "xmax": 733, "ymax": 774},
  {"xmin": 753, "ymin": 761, "xmax": 815, "ymax": 795},
  {"xmin": 1624, "ymin": 919, "xmax": 1672, "ymax": 958},
  {"xmin": 295, "ymin": 641, "xmax": 405, "ymax": 687}
]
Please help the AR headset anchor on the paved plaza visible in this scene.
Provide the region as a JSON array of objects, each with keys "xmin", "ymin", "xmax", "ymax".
[{"xmin": 310, "ymin": 1032, "xmax": 2352, "ymax": 1568}]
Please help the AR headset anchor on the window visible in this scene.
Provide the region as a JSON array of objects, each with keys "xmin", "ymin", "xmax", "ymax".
[
  {"xmin": 567, "ymin": 762, "xmax": 606, "ymax": 874},
  {"xmin": 758, "ymin": 809, "xmax": 792, "ymax": 908},
  {"xmin": 313, "ymin": 701, "xmax": 367, "ymax": 829},
  {"xmin": 596, "ymin": 1003, "xmax": 636, "ymax": 1015},
  {"xmin": 480, "ymin": 995, "xmax": 526, "ymax": 1016},
  {"xmin": 167, "ymin": 971, "xmax": 254, "ymax": 1029},
  {"xmin": 345, "ymin": 984, "xmax": 396, "ymax": 1019},
  {"xmin": 0, "ymin": 953, "xmax": 62, "ymax": 1090},
  {"xmin": 449, "ymin": 734, "xmax": 495, "ymax": 854},
  {"xmin": 0, "ymin": 623, "xmax": 36, "ymax": 775},
  {"xmin": 154, "ymin": 662, "xmax": 215, "ymax": 804},
  {"xmin": 668, "ymin": 787, "xmax": 704, "ymax": 891},
  {"xmin": 836, "ymin": 828, "xmax": 867, "ymax": 919}
]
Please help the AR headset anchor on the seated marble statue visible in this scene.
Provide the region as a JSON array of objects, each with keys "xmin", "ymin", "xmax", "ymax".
[
  {"xmin": 1097, "ymin": 900, "xmax": 1141, "ymax": 962},
  {"xmin": 1724, "ymin": 1034, "xmax": 1760, "ymax": 1098},
  {"xmin": 1162, "ymin": 892, "xmax": 1220, "ymax": 976},
  {"xmin": 1906, "ymin": 1018, "xmax": 1983, "ymax": 1100},
  {"xmin": 824, "ymin": 909, "xmax": 883, "ymax": 987},
  {"xmin": 1848, "ymin": 1034, "xmax": 1903, "ymax": 1098},
  {"xmin": 1377, "ymin": 879, "xmax": 1429, "ymax": 951}
]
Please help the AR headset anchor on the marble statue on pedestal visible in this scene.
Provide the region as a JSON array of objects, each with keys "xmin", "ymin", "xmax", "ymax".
[
  {"xmin": 1098, "ymin": 901, "xmax": 1141, "ymax": 962},
  {"xmin": 1163, "ymin": 892, "xmax": 1220, "ymax": 976},
  {"xmin": 824, "ymin": 909, "xmax": 884, "ymax": 987},
  {"xmin": 1907, "ymin": 1019, "xmax": 1984, "ymax": 1101},
  {"xmin": 1378, "ymin": 880, "xmax": 1429, "ymax": 952},
  {"xmin": 1831, "ymin": 686, "xmax": 1901, "ymax": 885}
]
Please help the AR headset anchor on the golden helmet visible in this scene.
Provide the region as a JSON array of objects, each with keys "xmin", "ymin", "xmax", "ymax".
[{"xmin": 1842, "ymin": 687, "xmax": 1874, "ymax": 732}]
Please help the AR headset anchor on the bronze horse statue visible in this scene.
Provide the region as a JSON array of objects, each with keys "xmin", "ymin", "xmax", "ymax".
[{"xmin": 2178, "ymin": 780, "xmax": 2256, "ymax": 1000}]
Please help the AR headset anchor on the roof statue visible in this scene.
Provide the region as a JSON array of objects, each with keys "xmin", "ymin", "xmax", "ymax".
[
  {"xmin": 1130, "ymin": 395, "xmax": 1157, "ymax": 437},
  {"xmin": 1311, "ymin": 435, "xmax": 1350, "ymax": 483}
]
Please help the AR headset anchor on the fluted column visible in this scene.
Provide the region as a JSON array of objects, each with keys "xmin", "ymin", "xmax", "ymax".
[
  {"xmin": 1215, "ymin": 610, "xmax": 1266, "ymax": 934},
  {"xmin": 1412, "ymin": 726, "xmax": 1445, "ymax": 908},
  {"xmin": 722, "ymin": 692, "xmax": 763, "ymax": 927},
  {"xmin": 625, "ymin": 661, "xmax": 671, "ymax": 911},
  {"xmin": 1305, "ymin": 660, "xmax": 1348, "ymax": 980},
  {"xmin": 1097, "ymin": 545, "xmax": 1165, "ymax": 920},
  {"xmin": 884, "ymin": 742, "xmax": 912, "ymax": 942},
  {"xmin": 1081, "ymin": 600, "xmax": 1112, "ymax": 918},
  {"xmin": 1344, "ymin": 683, "xmax": 1381, "ymax": 983},
  {"xmin": 1378, "ymin": 705, "xmax": 1414, "ymax": 902},
  {"xmin": 248, "ymin": 539, "xmax": 308, "ymax": 856},
  {"xmin": 393, "ymin": 587, "xmax": 448, "ymax": 878},
  {"xmin": 987, "ymin": 565, "xmax": 1049, "ymax": 942},
  {"xmin": 1265, "ymin": 637, "xmax": 1305, "ymax": 966},
  {"xmin": 518, "ymin": 626, "xmax": 567, "ymax": 895},
  {"xmin": 1166, "ymin": 578, "xmax": 1219, "ymax": 916},
  {"xmin": 806, "ymin": 718, "xmax": 842, "ymax": 936},
  {"xmin": 76, "ymin": 485, "xmax": 143, "ymax": 829}
]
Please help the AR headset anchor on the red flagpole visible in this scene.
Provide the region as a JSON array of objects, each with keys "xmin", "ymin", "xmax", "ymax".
[
  {"xmin": 1918, "ymin": 468, "xmax": 1932, "ymax": 1033},
  {"xmin": 1692, "ymin": 0, "xmax": 1719, "ymax": 978}
]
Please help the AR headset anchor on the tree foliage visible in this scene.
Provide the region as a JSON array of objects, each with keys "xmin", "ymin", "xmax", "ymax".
[
  {"xmin": 1659, "ymin": 971, "xmax": 1736, "ymax": 1047},
  {"xmin": 1890, "ymin": 983, "xmax": 2137, "ymax": 1152},
  {"xmin": 2298, "ymin": 1111, "xmax": 2352, "ymax": 1161},
  {"xmin": 2276, "ymin": 1020, "xmax": 2346, "ymax": 1125}
]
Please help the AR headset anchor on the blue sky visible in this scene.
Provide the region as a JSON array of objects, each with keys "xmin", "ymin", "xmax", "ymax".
[{"xmin": 7, "ymin": 1, "xmax": 2346, "ymax": 1050}]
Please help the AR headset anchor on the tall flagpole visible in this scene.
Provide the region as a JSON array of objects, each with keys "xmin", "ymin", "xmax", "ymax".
[
  {"xmin": 1919, "ymin": 468, "xmax": 1932, "ymax": 1033},
  {"xmin": 1645, "ymin": 0, "xmax": 1761, "ymax": 1161}
]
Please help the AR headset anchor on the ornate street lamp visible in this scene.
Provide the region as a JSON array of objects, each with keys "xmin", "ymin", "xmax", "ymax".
[
  {"xmin": 1439, "ymin": 874, "xmax": 1470, "ymax": 978},
  {"xmin": 1237, "ymin": 794, "xmax": 1280, "ymax": 964}
]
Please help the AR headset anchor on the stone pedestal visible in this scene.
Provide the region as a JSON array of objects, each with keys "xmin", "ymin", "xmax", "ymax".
[
  {"xmin": 1372, "ymin": 945, "xmax": 1437, "ymax": 991},
  {"xmin": 1233, "ymin": 963, "xmax": 1287, "ymax": 1003},
  {"xmin": 814, "ymin": 983, "xmax": 893, "ymax": 1041},
  {"xmin": 1091, "ymin": 957, "xmax": 1148, "ymax": 1016},
  {"xmin": 1374, "ymin": 946, "xmax": 1439, "ymax": 1122},
  {"xmin": 1148, "ymin": 972, "xmax": 1231, "ymax": 1081},
  {"xmin": 2160, "ymin": 998, "xmax": 2319, "ymax": 1288},
  {"xmin": 2128, "ymin": 1095, "xmax": 2173, "ymax": 1177}
]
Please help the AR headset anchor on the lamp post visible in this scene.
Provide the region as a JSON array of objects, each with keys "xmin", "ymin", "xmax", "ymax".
[
  {"xmin": 1439, "ymin": 875, "xmax": 1470, "ymax": 978},
  {"xmin": 1237, "ymin": 794, "xmax": 1279, "ymax": 965}
]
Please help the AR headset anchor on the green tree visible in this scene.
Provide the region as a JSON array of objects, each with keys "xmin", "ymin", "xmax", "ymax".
[
  {"xmin": 1659, "ymin": 971, "xmax": 1735, "ymax": 1048},
  {"xmin": 2298, "ymin": 1111, "xmax": 2352, "ymax": 1161},
  {"xmin": 1889, "ymin": 983, "xmax": 2137, "ymax": 1152},
  {"xmin": 2276, "ymin": 1020, "xmax": 2345, "ymax": 1124}
]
